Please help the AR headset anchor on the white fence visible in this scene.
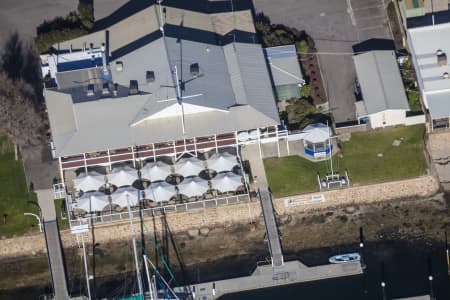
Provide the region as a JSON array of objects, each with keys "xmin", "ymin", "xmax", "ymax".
[
  {"xmin": 405, "ymin": 114, "xmax": 426, "ymax": 126},
  {"xmin": 68, "ymin": 193, "xmax": 252, "ymax": 227}
]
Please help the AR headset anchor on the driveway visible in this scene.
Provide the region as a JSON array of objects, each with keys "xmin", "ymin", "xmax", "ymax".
[
  {"xmin": 0, "ymin": 0, "xmax": 78, "ymax": 47},
  {"xmin": 253, "ymin": 0, "xmax": 391, "ymax": 122}
]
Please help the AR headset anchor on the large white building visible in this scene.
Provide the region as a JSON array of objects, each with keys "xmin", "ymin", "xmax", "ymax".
[
  {"xmin": 353, "ymin": 51, "xmax": 410, "ymax": 129},
  {"xmin": 42, "ymin": 1, "xmax": 282, "ymax": 180},
  {"xmin": 408, "ymin": 22, "xmax": 450, "ymax": 130}
]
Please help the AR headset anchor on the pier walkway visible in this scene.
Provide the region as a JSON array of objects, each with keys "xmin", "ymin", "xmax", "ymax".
[
  {"xmin": 176, "ymin": 260, "xmax": 363, "ymax": 299},
  {"xmin": 37, "ymin": 189, "xmax": 69, "ymax": 300},
  {"xmin": 259, "ymin": 189, "xmax": 284, "ymax": 269}
]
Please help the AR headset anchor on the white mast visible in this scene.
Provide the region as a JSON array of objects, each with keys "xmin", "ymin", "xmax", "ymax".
[
  {"xmin": 127, "ymin": 195, "xmax": 144, "ymax": 297},
  {"xmin": 173, "ymin": 65, "xmax": 186, "ymax": 135},
  {"xmin": 327, "ymin": 121, "xmax": 334, "ymax": 177}
]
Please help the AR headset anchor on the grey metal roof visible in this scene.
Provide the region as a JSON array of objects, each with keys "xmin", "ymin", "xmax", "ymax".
[
  {"xmin": 353, "ymin": 51, "xmax": 409, "ymax": 115},
  {"xmin": 264, "ymin": 45, "xmax": 303, "ymax": 86},
  {"xmin": 47, "ymin": 38, "xmax": 279, "ymax": 157},
  {"xmin": 426, "ymin": 92, "xmax": 450, "ymax": 119}
]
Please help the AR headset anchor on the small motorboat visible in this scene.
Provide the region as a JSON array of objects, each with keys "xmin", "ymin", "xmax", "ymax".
[{"xmin": 329, "ymin": 253, "xmax": 361, "ymax": 264}]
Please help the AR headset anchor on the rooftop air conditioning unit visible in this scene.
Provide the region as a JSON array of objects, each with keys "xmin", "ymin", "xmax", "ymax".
[
  {"xmin": 146, "ymin": 71, "xmax": 155, "ymax": 83},
  {"xmin": 102, "ymin": 82, "xmax": 110, "ymax": 95},
  {"xmin": 87, "ymin": 84, "xmax": 95, "ymax": 96},
  {"xmin": 129, "ymin": 80, "xmax": 139, "ymax": 95},
  {"xmin": 116, "ymin": 61, "xmax": 123, "ymax": 72},
  {"xmin": 443, "ymin": 72, "xmax": 449, "ymax": 79},
  {"xmin": 190, "ymin": 63, "xmax": 199, "ymax": 76},
  {"xmin": 437, "ymin": 50, "xmax": 447, "ymax": 66}
]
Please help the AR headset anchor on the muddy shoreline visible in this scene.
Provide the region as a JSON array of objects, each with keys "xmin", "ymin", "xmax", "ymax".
[{"xmin": 2, "ymin": 193, "xmax": 449, "ymax": 297}]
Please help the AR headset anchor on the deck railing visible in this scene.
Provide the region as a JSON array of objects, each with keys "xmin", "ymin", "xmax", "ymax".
[{"xmin": 68, "ymin": 193, "xmax": 252, "ymax": 227}]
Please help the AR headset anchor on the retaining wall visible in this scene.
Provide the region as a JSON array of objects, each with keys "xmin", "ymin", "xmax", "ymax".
[{"xmin": 0, "ymin": 175, "xmax": 439, "ymax": 259}]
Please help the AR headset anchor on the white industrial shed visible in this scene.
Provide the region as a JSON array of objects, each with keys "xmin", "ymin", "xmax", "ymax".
[
  {"xmin": 408, "ymin": 22, "xmax": 450, "ymax": 130},
  {"xmin": 353, "ymin": 50, "xmax": 410, "ymax": 129}
]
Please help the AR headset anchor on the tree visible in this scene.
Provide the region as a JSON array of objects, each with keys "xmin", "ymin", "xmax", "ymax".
[
  {"xmin": 78, "ymin": 1, "xmax": 94, "ymax": 30},
  {"xmin": 1, "ymin": 33, "xmax": 44, "ymax": 105},
  {"xmin": 1, "ymin": 32, "xmax": 24, "ymax": 80},
  {"xmin": 0, "ymin": 72, "xmax": 46, "ymax": 152}
]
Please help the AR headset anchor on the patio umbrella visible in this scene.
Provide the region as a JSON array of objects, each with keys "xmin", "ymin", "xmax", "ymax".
[
  {"xmin": 177, "ymin": 177, "xmax": 209, "ymax": 198},
  {"xmin": 76, "ymin": 192, "xmax": 109, "ymax": 212},
  {"xmin": 207, "ymin": 153, "xmax": 238, "ymax": 173},
  {"xmin": 175, "ymin": 157, "xmax": 204, "ymax": 178},
  {"xmin": 111, "ymin": 187, "xmax": 140, "ymax": 207},
  {"xmin": 141, "ymin": 161, "xmax": 172, "ymax": 182},
  {"xmin": 211, "ymin": 172, "xmax": 243, "ymax": 193},
  {"xmin": 74, "ymin": 171, "xmax": 105, "ymax": 192},
  {"xmin": 145, "ymin": 182, "xmax": 176, "ymax": 202},
  {"xmin": 107, "ymin": 166, "xmax": 139, "ymax": 187}
]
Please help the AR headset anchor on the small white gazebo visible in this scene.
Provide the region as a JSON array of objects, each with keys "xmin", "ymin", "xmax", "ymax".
[
  {"xmin": 111, "ymin": 187, "xmax": 140, "ymax": 207},
  {"xmin": 174, "ymin": 157, "xmax": 204, "ymax": 178},
  {"xmin": 211, "ymin": 172, "xmax": 243, "ymax": 193},
  {"xmin": 75, "ymin": 192, "xmax": 110, "ymax": 212},
  {"xmin": 207, "ymin": 153, "xmax": 238, "ymax": 173},
  {"xmin": 177, "ymin": 177, "xmax": 209, "ymax": 198},
  {"xmin": 141, "ymin": 161, "xmax": 172, "ymax": 182},
  {"xmin": 107, "ymin": 166, "xmax": 139, "ymax": 187},
  {"xmin": 299, "ymin": 123, "xmax": 332, "ymax": 158},
  {"xmin": 145, "ymin": 182, "xmax": 176, "ymax": 202},
  {"xmin": 74, "ymin": 171, "xmax": 105, "ymax": 192}
]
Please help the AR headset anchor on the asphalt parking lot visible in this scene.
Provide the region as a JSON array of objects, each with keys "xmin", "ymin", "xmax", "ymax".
[
  {"xmin": 254, "ymin": 0, "xmax": 391, "ymax": 122},
  {"xmin": 0, "ymin": 0, "xmax": 78, "ymax": 47}
]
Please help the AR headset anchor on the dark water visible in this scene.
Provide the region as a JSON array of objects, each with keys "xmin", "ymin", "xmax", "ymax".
[
  {"xmin": 220, "ymin": 240, "xmax": 450, "ymax": 300},
  {"xmin": 2, "ymin": 239, "xmax": 450, "ymax": 299}
]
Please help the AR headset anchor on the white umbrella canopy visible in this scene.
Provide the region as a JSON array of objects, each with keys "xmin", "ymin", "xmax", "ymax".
[
  {"xmin": 175, "ymin": 157, "xmax": 204, "ymax": 178},
  {"xmin": 145, "ymin": 182, "xmax": 176, "ymax": 202},
  {"xmin": 177, "ymin": 177, "xmax": 209, "ymax": 198},
  {"xmin": 207, "ymin": 153, "xmax": 238, "ymax": 173},
  {"xmin": 211, "ymin": 172, "xmax": 243, "ymax": 193},
  {"xmin": 141, "ymin": 161, "xmax": 172, "ymax": 182},
  {"xmin": 111, "ymin": 187, "xmax": 140, "ymax": 207},
  {"xmin": 76, "ymin": 192, "xmax": 110, "ymax": 212},
  {"xmin": 107, "ymin": 166, "xmax": 139, "ymax": 187},
  {"xmin": 74, "ymin": 171, "xmax": 105, "ymax": 192}
]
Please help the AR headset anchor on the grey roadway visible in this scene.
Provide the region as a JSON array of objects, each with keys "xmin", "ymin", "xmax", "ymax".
[{"xmin": 253, "ymin": 0, "xmax": 391, "ymax": 123}]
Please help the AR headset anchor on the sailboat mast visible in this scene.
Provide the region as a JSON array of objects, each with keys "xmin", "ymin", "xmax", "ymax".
[
  {"xmin": 173, "ymin": 65, "xmax": 186, "ymax": 135},
  {"xmin": 327, "ymin": 121, "xmax": 334, "ymax": 176},
  {"xmin": 127, "ymin": 195, "xmax": 144, "ymax": 297}
]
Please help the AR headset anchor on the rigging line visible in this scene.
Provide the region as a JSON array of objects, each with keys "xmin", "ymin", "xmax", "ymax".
[
  {"xmin": 141, "ymin": 231, "xmax": 178, "ymax": 286},
  {"xmin": 144, "ymin": 223, "xmax": 177, "ymax": 282},
  {"xmin": 144, "ymin": 255, "xmax": 181, "ymax": 300}
]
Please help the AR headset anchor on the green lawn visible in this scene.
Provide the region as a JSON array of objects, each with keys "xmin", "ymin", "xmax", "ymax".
[
  {"xmin": 55, "ymin": 198, "xmax": 69, "ymax": 231},
  {"xmin": 264, "ymin": 125, "xmax": 427, "ymax": 197},
  {"xmin": 0, "ymin": 137, "xmax": 39, "ymax": 237}
]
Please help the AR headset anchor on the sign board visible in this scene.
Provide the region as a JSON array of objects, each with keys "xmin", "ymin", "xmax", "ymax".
[
  {"xmin": 71, "ymin": 224, "xmax": 89, "ymax": 234},
  {"xmin": 284, "ymin": 194, "xmax": 326, "ymax": 207}
]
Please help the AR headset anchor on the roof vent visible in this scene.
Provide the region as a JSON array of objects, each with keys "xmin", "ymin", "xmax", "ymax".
[
  {"xmin": 116, "ymin": 61, "xmax": 123, "ymax": 72},
  {"xmin": 443, "ymin": 72, "xmax": 449, "ymax": 79},
  {"xmin": 437, "ymin": 50, "xmax": 447, "ymax": 66},
  {"xmin": 87, "ymin": 84, "xmax": 95, "ymax": 96},
  {"xmin": 129, "ymin": 80, "xmax": 139, "ymax": 95},
  {"xmin": 190, "ymin": 63, "xmax": 199, "ymax": 76},
  {"xmin": 146, "ymin": 71, "xmax": 155, "ymax": 83},
  {"xmin": 102, "ymin": 82, "xmax": 110, "ymax": 95}
]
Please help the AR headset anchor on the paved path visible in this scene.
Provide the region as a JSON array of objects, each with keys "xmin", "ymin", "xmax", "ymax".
[
  {"xmin": 259, "ymin": 189, "xmax": 284, "ymax": 268},
  {"xmin": 175, "ymin": 260, "xmax": 362, "ymax": 299},
  {"xmin": 43, "ymin": 220, "xmax": 69, "ymax": 300},
  {"xmin": 37, "ymin": 189, "xmax": 69, "ymax": 300},
  {"xmin": 240, "ymin": 144, "xmax": 268, "ymax": 189}
]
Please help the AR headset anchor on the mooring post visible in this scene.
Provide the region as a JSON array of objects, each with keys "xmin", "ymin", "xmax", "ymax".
[{"xmin": 359, "ymin": 227, "xmax": 367, "ymax": 270}]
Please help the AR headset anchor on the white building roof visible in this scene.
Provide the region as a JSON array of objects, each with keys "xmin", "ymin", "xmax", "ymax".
[
  {"xmin": 408, "ymin": 22, "xmax": 450, "ymax": 119},
  {"xmin": 353, "ymin": 51, "xmax": 409, "ymax": 115}
]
